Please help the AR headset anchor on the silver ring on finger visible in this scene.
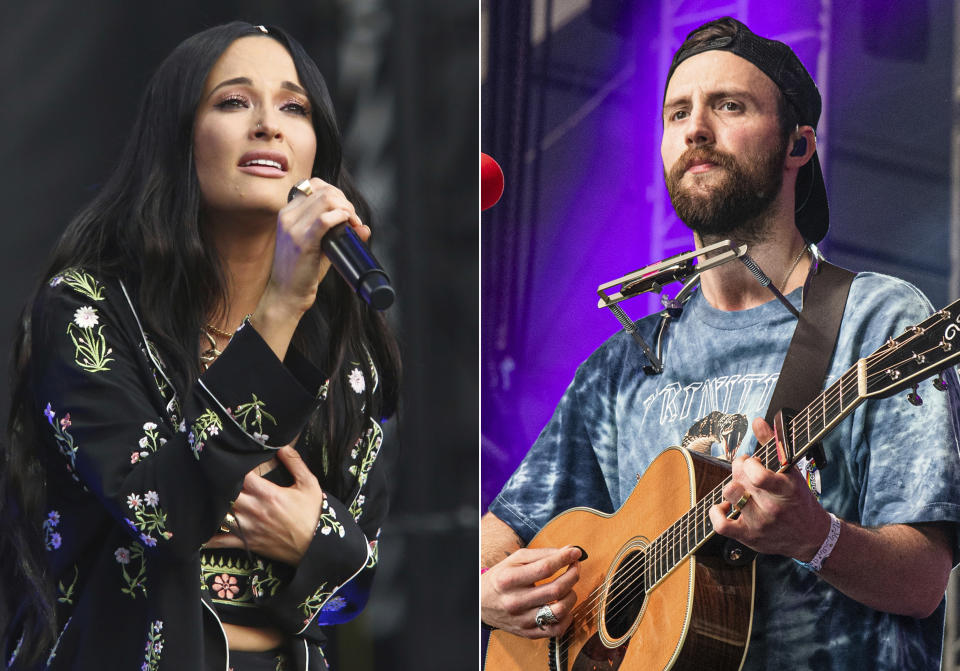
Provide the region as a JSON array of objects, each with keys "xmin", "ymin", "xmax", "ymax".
[{"xmin": 535, "ymin": 603, "xmax": 559, "ymax": 629}]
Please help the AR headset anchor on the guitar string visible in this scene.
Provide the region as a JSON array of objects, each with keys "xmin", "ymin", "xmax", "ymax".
[
  {"xmin": 558, "ymin": 340, "xmax": 925, "ymax": 648},
  {"xmin": 556, "ymin": 319, "xmax": 950, "ymax": 644},
  {"xmin": 559, "ymin": 365, "xmax": 883, "ymax": 646},
  {"xmin": 560, "ymin": 332, "xmax": 949, "ymax": 651},
  {"xmin": 555, "ymin": 328, "xmax": 948, "ymax": 649},
  {"xmin": 584, "ymin": 334, "xmax": 948, "ymax": 636},
  {"xmin": 559, "ymin": 362, "xmax": 863, "ymax": 635}
]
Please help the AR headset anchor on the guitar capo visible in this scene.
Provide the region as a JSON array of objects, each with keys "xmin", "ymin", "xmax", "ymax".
[{"xmin": 597, "ymin": 240, "xmax": 747, "ymax": 374}]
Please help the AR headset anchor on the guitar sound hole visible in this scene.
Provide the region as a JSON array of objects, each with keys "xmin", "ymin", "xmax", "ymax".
[{"xmin": 603, "ymin": 549, "xmax": 646, "ymax": 639}]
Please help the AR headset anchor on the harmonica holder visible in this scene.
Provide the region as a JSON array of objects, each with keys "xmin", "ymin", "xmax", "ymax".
[{"xmin": 596, "ymin": 240, "xmax": 747, "ymax": 374}]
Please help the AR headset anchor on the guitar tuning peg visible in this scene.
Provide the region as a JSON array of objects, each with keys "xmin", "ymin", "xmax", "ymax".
[
  {"xmin": 907, "ymin": 385, "xmax": 923, "ymax": 406},
  {"xmin": 933, "ymin": 374, "xmax": 948, "ymax": 391}
]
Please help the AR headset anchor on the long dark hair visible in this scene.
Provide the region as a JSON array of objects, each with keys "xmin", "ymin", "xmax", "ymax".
[{"xmin": 0, "ymin": 21, "xmax": 400, "ymax": 663}]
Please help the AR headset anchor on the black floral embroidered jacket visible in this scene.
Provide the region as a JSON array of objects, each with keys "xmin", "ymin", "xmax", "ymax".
[{"xmin": 8, "ymin": 270, "xmax": 387, "ymax": 670}]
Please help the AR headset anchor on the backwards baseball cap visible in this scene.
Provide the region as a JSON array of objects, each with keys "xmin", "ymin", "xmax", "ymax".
[{"xmin": 665, "ymin": 17, "xmax": 828, "ymax": 243}]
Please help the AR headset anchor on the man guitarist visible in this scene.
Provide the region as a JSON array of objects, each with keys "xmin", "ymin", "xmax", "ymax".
[{"xmin": 482, "ymin": 17, "xmax": 960, "ymax": 669}]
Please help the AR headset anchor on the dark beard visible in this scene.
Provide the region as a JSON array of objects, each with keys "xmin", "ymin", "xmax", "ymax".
[{"xmin": 665, "ymin": 139, "xmax": 787, "ymax": 243}]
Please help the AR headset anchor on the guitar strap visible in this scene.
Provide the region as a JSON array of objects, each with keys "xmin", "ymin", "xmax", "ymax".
[{"xmin": 763, "ymin": 260, "xmax": 856, "ymax": 460}]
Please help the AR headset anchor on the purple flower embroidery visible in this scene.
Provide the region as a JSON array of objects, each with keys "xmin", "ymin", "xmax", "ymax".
[
  {"xmin": 321, "ymin": 596, "xmax": 348, "ymax": 613},
  {"xmin": 49, "ymin": 533, "xmax": 62, "ymax": 549},
  {"xmin": 115, "ymin": 547, "xmax": 131, "ymax": 564},
  {"xmin": 139, "ymin": 534, "xmax": 157, "ymax": 547},
  {"xmin": 44, "ymin": 403, "xmax": 55, "ymax": 425}
]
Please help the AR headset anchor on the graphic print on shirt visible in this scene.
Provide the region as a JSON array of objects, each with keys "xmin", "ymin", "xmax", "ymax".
[
  {"xmin": 639, "ymin": 373, "xmax": 779, "ymax": 429},
  {"xmin": 681, "ymin": 410, "xmax": 749, "ymax": 461}
]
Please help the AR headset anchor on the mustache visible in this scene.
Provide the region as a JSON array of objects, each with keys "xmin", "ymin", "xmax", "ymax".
[{"xmin": 667, "ymin": 146, "xmax": 737, "ymax": 184}]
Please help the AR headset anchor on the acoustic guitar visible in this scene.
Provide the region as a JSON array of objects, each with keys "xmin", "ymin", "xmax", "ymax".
[{"xmin": 484, "ymin": 298, "xmax": 960, "ymax": 671}]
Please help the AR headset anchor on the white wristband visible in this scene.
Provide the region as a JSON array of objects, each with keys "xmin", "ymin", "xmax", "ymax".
[{"xmin": 796, "ymin": 512, "xmax": 841, "ymax": 573}]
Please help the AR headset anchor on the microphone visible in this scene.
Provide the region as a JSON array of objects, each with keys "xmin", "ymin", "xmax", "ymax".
[
  {"xmin": 287, "ymin": 185, "xmax": 395, "ymax": 310},
  {"xmin": 481, "ymin": 153, "xmax": 504, "ymax": 210}
]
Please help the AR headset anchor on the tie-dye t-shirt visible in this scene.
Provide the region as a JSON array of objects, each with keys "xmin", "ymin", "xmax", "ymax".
[{"xmin": 489, "ymin": 271, "xmax": 960, "ymax": 670}]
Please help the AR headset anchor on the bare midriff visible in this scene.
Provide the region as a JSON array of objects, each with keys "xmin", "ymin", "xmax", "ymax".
[{"xmin": 223, "ymin": 622, "xmax": 286, "ymax": 652}]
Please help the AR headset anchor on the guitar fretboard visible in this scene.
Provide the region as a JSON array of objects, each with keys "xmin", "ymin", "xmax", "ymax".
[{"xmin": 642, "ymin": 366, "xmax": 864, "ymax": 589}]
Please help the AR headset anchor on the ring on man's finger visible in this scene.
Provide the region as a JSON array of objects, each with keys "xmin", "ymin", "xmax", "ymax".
[
  {"xmin": 734, "ymin": 491, "xmax": 751, "ymax": 511},
  {"xmin": 535, "ymin": 603, "xmax": 559, "ymax": 629}
]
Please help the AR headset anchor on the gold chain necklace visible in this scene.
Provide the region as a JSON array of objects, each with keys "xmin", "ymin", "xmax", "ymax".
[
  {"xmin": 204, "ymin": 322, "xmax": 235, "ymax": 339},
  {"xmin": 199, "ymin": 328, "xmax": 223, "ymax": 371},
  {"xmin": 779, "ymin": 245, "xmax": 808, "ymax": 291},
  {"xmin": 199, "ymin": 322, "xmax": 239, "ymax": 370}
]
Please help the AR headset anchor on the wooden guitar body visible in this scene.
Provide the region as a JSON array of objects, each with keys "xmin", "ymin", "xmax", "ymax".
[
  {"xmin": 484, "ymin": 446, "xmax": 755, "ymax": 671},
  {"xmin": 485, "ymin": 300, "xmax": 960, "ymax": 669}
]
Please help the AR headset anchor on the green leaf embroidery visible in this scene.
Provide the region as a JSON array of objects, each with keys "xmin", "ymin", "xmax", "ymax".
[
  {"xmin": 348, "ymin": 420, "xmax": 383, "ymax": 520},
  {"xmin": 130, "ymin": 422, "xmax": 166, "ymax": 465},
  {"xmin": 66, "ymin": 306, "xmax": 114, "ymax": 372},
  {"xmin": 115, "ymin": 543, "xmax": 148, "ymax": 599},
  {"xmin": 233, "ymin": 394, "xmax": 278, "ymax": 441},
  {"xmin": 44, "ymin": 404, "xmax": 83, "ymax": 487},
  {"xmin": 142, "ymin": 620, "xmax": 164, "ymax": 670},
  {"xmin": 123, "ymin": 490, "xmax": 173, "ymax": 547},
  {"xmin": 201, "ymin": 553, "xmax": 256, "ymax": 607},
  {"xmin": 298, "ymin": 583, "xmax": 332, "ymax": 622},
  {"xmin": 57, "ymin": 564, "xmax": 79, "ymax": 605},
  {"xmin": 52, "ymin": 268, "xmax": 105, "ymax": 301},
  {"xmin": 316, "ymin": 496, "xmax": 345, "ymax": 538},
  {"xmin": 189, "ymin": 409, "xmax": 223, "ymax": 459},
  {"xmin": 251, "ymin": 558, "xmax": 283, "ymax": 599}
]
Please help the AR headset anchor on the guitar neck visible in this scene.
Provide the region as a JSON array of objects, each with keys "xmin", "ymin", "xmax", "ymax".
[
  {"xmin": 642, "ymin": 299, "xmax": 960, "ymax": 591},
  {"xmin": 644, "ymin": 362, "xmax": 866, "ymax": 590}
]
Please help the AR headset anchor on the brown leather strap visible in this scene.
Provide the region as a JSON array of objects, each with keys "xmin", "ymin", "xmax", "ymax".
[{"xmin": 764, "ymin": 261, "xmax": 856, "ymax": 428}]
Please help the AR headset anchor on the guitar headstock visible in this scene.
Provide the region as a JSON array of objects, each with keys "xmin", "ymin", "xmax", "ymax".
[{"xmin": 861, "ymin": 298, "xmax": 960, "ymax": 399}]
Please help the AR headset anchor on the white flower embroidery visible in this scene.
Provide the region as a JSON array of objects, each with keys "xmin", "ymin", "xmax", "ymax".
[
  {"xmin": 114, "ymin": 547, "xmax": 131, "ymax": 564},
  {"xmin": 142, "ymin": 422, "xmax": 157, "ymax": 431},
  {"xmin": 72, "ymin": 306, "xmax": 99, "ymax": 329},
  {"xmin": 348, "ymin": 368, "xmax": 365, "ymax": 394},
  {"xmin": 144, "ymin": 491, "xmax": 159, "ymax": 507},
  {"xmin": 138, "ymin": 437, "xmax": 149, "ymax": 449},
  {"xmin": 126, "ymin": 493, "xmax": 142, "ymax": 510}
]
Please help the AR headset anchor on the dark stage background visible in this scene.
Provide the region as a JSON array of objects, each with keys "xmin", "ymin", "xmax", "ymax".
[{"xmin": 0, "ymin": 1, "xmax": 477, "ymax": 669}]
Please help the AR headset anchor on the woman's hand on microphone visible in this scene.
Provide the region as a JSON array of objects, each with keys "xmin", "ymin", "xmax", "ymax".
[{"xmin": 251, "ymin": 177, "xmax": 369, "ymax": 360}]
